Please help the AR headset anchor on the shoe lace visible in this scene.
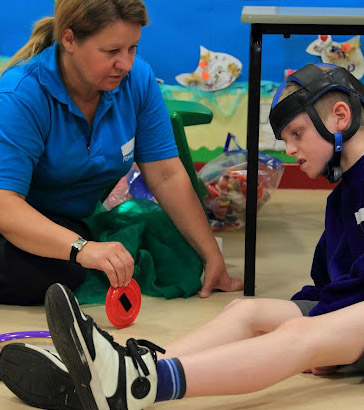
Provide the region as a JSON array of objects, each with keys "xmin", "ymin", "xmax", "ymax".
[
  {"xmin": 127, "ymin": 338, "xmax": 166, "ymax": 377},
  {"xmin": 93, "ymin": 322, "xmax": 128, "ymax": 354},
  {"xmin": 93, "ymin": 322, "xmax": 165, "ymax": 377}
]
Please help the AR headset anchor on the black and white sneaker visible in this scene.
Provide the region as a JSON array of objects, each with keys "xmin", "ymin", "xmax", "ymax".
[
  {"xmin": 45, "ymin": 283, "xmax": 165, "ymax": 410},
  {"xmin": 0, "ymin": 343, "xmax": 82, "ymax": 410}
]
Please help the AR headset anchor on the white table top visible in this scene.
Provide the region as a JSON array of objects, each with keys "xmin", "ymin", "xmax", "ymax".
[{"xmin": 241, "ymin": 6, "xmax": 364, "ymax": 25}]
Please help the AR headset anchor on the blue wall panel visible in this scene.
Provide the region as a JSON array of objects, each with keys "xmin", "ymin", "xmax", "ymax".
[{"xmin": 1, "ymin": 0, "xmax": 364, "ymax": 84}]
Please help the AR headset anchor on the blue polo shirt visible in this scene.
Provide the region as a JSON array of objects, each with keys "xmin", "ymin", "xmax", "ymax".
[{"xmin": 0, "ymin": 43, "xmax": 178, "ymax": 219}]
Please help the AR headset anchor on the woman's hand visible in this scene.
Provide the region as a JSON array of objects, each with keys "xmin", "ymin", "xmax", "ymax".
[
  {"xmin": 76, "ymin": 241, "xmax": 134, "ymax": 288},
  {"xmin": 200, "ymin": 253, "xmax": 244, "ymax": 298}
]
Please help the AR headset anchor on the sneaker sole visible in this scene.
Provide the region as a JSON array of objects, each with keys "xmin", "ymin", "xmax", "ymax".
[
  {"xmin": 45, "ymin": 284, "xmax": 111, "ymax": 410},
  {"xmin": 0, "ymin": 343, "xmax": 82, "ymax": 410}
]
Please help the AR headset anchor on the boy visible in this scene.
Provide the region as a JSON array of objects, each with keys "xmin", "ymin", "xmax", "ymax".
[
  {"xmin": 2, "ymin": 63, "xmax": 364, "ymax": 410},
  {"xmin": 270, "ymin": 63, "xmax": 364, "ymax": 317}
]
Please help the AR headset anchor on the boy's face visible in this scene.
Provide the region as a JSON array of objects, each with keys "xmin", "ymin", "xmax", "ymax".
[{"xmin": 281, "ymin": 112, "xmax": 333, "ymax": 179}]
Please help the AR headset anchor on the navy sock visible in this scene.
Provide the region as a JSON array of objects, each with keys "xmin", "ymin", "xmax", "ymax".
[{"xmin": 155, "ymin": 358, "xmax": 186, "ymax": 402}]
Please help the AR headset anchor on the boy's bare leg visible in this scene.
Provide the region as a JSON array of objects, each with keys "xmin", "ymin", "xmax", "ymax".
[
  {"xmin": 179, "ymin": 301, "xmax": 364, "ymax": 397},
  {"xmin": 163, "ymin": 298, "xmax": 302, "ymax": 357}
]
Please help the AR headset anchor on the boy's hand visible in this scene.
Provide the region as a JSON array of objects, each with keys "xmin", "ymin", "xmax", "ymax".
[{"xmin": 303, "ymin": 366, "xmax": 338, "ymax": 376}]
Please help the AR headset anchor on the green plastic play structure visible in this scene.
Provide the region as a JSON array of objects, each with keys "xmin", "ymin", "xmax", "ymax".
[{"xmin": 164, "ymin": 99, "xmax": 212, "ymax": 208}]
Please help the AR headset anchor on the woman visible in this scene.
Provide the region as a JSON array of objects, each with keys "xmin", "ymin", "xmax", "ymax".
[{"xmin": 0, "ymin": 0, "xmax": 243, "ymax": 305}]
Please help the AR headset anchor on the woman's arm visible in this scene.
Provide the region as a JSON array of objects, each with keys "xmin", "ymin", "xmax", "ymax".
[
  {"xmin": 138, "ymin": 157, "xmax": 244, "ymax": 297},
  {"xmin": 0, "ymin": 189, "xmax": 133, "ymax": 288}
]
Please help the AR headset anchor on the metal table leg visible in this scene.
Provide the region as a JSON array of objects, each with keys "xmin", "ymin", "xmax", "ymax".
[{"xmin": 244, "ymin": 24, "xmax": 262, "ymax": 296}]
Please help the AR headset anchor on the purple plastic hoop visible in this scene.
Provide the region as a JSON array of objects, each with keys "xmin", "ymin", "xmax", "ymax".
[{"xmin": 0, "ymin": 331, "xmax": 51, "ymax": 343}]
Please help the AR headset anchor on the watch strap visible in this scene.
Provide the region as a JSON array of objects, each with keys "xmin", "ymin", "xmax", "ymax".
[
  {"xmin": 70, "ymin": 246, "xmax": 80, "ymax": 264},
  {"xmin": 70, "ymin": 237, "xmax": 88, "ymax": 264}
]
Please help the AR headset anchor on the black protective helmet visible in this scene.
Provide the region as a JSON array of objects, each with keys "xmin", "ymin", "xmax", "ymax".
[{"xmin": 269, "ymin": 64, "xmax": 364, "ymax": 182}]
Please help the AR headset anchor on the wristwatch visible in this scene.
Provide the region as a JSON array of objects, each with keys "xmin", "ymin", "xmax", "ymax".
[{"xmin": 70, "ymin": 237, "xmax": 88, "ymax": 264}]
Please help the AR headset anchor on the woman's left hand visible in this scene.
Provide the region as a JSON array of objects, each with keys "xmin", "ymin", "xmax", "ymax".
[{"xmin": 200, "ymin": 254, "xmax": 244, "ymax": 298}]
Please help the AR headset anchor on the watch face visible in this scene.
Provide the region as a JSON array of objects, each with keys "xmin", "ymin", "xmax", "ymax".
[{"xmin": 73, "ymin": 238, "xmax": 87, "ymax": 250}]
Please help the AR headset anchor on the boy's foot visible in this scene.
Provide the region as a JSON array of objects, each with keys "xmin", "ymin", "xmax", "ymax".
[
  {"xmin": 0, "ymin": 343, "xmax": 82, "ymax": 410},
  {"xmin": 45, "ymin": 283, "xmax": 165, "ymax": 410}
]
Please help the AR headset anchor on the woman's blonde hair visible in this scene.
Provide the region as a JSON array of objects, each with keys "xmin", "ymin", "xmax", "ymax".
[
  {"xmin": 278, "ymin": 66, "xmax": 364, "ymax": 126},
  {"xmin": 2, "ymin": 0, "xmax": 148, "ymax": 73}
]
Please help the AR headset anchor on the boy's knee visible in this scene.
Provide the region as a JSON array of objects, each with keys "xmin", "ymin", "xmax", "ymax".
[
  {"xmin": 223, "ymin": 299, "xmax": 264, "ymax": 324},
  {"xmin": 224, "ymin": 298, "xmax": 245, "ymax": 311},
  {"xmin": 276, "ymin": 316, "xmax": 316, "ymax": 351},
  {"xmin": 224, "ymin": 298, "xmax": 258, "ymax": 313},
  {"xmin": 277, "ymin": 316, "xmax": 312, "ymax": 333}
]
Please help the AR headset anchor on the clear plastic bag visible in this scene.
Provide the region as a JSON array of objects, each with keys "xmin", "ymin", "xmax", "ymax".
[
  {"xmin": 103, "ymin": 164, "xmax": 156, "ymax": 211},
  {"xmin": 198, "ymin": 133, "xmax": 284, "ymax": 231}
]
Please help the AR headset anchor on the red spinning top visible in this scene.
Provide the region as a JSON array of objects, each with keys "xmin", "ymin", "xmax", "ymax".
[{"xmin": 105, "ymin": 279, "xmax": 141, "ymax": 328}]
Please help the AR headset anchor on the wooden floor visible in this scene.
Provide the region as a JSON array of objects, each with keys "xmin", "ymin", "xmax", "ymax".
[{"xmin": 1, "ymin": 189, "xmax": 364, "ymax": 409}]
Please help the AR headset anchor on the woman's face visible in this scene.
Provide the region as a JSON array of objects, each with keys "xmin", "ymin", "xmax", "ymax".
[{"xmin": 63, "ymin": 19, "xmax": 141, "ymax": 92}]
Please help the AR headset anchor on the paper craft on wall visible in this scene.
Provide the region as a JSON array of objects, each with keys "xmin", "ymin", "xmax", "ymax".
[
  {"xmin": 306, "ymin": 35, "xmax": 364, "ymax": 79},
  {"xmin": 175, "ymin": 46, "xmax": 242, "ymax": 92}
]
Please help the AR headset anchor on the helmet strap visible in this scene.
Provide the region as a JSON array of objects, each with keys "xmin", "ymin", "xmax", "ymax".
[
  {"xmin": 322, "ymin": 133, "xmax": 343, "ymax": 183},
  {"xmin": 304, "ymin": 93, "xmax": 362, "ymax": 184}
]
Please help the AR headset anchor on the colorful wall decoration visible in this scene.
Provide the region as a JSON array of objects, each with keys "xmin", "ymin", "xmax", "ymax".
[{"xmin": 1, "ymin": 0, "xmax": 364, "ymax": 163}]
